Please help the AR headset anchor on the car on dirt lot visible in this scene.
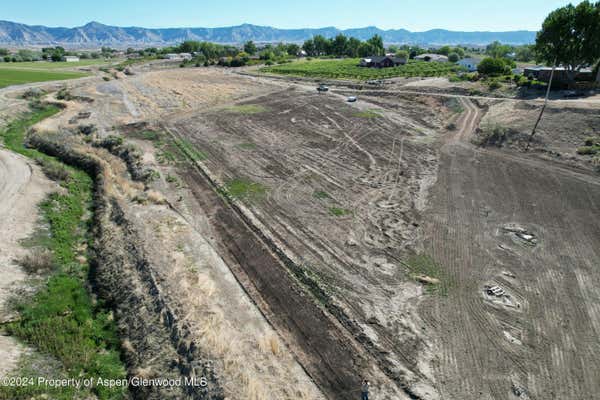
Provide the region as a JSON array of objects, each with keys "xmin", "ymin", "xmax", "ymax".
[
  {"xmin": 347, "ymin": 96, "xmax": 357, "ymax": 102},
  {"xmin": 317, "ymin": 84, "xmax": 329, "ymax": 92}
]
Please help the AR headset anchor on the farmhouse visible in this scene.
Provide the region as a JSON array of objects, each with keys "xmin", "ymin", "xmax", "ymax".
[
  {"xmin": 165, "ymin": 53, "xmax": 193, "ymax": 60},
  {"xmin": 64, "ymin": 56, "xmax": 80, "ymax": 62},
  {"xmin": 457, "ymin": 57, "xmax": 481, "ymax": 72},
  {"xmin": 415, "ymin": 53, "xmax": 448, "ymax": 62},
  {"xmin": 359, "ymin": 56, "xmax": 406, "ymax": 68}
]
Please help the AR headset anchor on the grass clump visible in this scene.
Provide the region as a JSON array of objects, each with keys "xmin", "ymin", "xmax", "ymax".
[
  {"xmin": 313, "ymin": 190, "xmax": 331, "ymax": 199},
  {"xmin": 225, "ymin": 104, "xmax": 268, "ymax": 114},
  {"xmin": 237, "ymin": 142, "xmax": 257, "ymax": 150},
  {"xmin": 0, "ymin": 105, "xmax": 127, "ymax": 400},
  {"xmin": 225, "ymin": 178, "xmax": 267, "ymax": 202},
  {"xmin": 445, "ymin": 98, "xmax": 464, "ymax": 114},
  {"xmin": 18, "ymin": 249, "xmax": 55, "ymax": 274},
  {"xmin": 403, "ymin": 254, "xmax": 449, "ymax": 295},
  {"xmin": 174, "ymin": 138, "xmax": 207, "ymax": 161},
  {"xmin": 353, "ymin": 109, "xmax": 381, "ymax": 119},
  {"xmin": 576, "ymin": 136, "xmax": 599, "ymax": 156},
  {"xmin": 329, "ymin": 206, "xmax": 351, "ymax": 216},
  {"xmin": 577, "ymin": 146, "xmax": 600, "ymax": 155}
]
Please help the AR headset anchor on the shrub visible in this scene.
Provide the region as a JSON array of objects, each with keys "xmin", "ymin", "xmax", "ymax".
[
  {"xmin": 448, "ymin": 52, "xmax": 460, "ymax": 62},
  {"xmin": 18, "ymin": 249, "xmax": 55, "ymax": 274},
  {"xmin": 22, "ymin": 88, "xmax": 45, "ymax": 99},
  {"xmin": 577, "ymin": 146, "xmax": 599, "ymax": 155},
  {"xmin": 478, "ymin": 57, "xmax": 511, "ymax": 76},
  {"xmin": 98, "ymin": 135, "xmax": 124, "ymax": 151},
  {"xmin": 56, "ymin": 87, "xmax": 73, "ymax": 101},
  {"xmin": 40, "ymin": 159, "xmax": 71, "ymax": 181},
  {"xmin": 78, "ymin": 124, "xmax": 96, "ymax": 136},
  {"xmin": 488, "ymin": 80, "xmax": 502, "ymax": 90}
]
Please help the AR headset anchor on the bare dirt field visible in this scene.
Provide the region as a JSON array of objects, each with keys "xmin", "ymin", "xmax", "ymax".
[
  {"xmin": 420, "ymin": 98, "xmax": 600, "ymax": 399},
  {"xmin": 161, "ymin": 71, "xmax": 600, "ymax": 399}
]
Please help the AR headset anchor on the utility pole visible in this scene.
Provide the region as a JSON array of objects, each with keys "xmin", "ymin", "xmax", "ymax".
[{"xmin": 525, "ymin": 59, "xmax": 557, "ymax": 152}]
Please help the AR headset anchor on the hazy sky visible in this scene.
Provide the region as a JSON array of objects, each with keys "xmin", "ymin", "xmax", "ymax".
[{"xmin": 3, "ymin": 0, "xmax": 582, "ymax": 31}]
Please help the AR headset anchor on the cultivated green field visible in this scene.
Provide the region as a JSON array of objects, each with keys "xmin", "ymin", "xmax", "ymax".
[
  {"xmin": 0, "ymin": 68, "xmax": 88, "ymax": 88},
  {"xmin": 261, "ymin": 58, "xmax": 462, "ymax": 80},
  {"xmin": 0, "ymin": 59, "xmax": 110, "ymax": 70}
]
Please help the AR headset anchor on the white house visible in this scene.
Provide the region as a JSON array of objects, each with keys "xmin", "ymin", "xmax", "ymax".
[
  {"xmin": 414, "ymin": 53, "xmax": 448, "ymax": 62},
  {"xmin": 179, "ymin": 53, "xmax": 193, "ymax": 60},
  {"xmin": 457, "ymin": 57, "xmax": 481, "ymax": 72},
  {"xmin": 64, "ymin": 56, "xmax": 80, "ymax": 62},
  {"xmin": 165, "ymin": 53, "xmax": 181, "ymax": 60}
]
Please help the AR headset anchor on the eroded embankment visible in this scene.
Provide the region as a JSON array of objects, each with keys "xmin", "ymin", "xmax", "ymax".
[{"xmin": 27, "ymin": 132, "xmax": 224, "ymax": 400}]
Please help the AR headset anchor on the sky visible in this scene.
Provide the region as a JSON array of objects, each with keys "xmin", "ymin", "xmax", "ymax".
[{"xmin": 3, "ymin": 0, "xmax": 582, "ymax": 31}]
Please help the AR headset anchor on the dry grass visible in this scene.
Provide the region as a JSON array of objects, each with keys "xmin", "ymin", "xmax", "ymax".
[
  {"xmin": 258, "ymin": 332, "xmax": 281, "ymax": 356},
  {"xmin": 146, "ymin": 190, "xmax": 167, "ymax": 205},
  {"xmin": 18, "ymin": 248, "xmax": 54, "ymax": 274}
]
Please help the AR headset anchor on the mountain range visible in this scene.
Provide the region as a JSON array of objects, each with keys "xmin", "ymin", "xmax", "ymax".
[{"xmin": 0, "ymin": 21, "xmax": 537, "ymax": 48}]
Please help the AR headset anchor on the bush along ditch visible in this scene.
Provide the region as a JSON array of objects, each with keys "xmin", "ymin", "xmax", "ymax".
[{"xmin": 0, "ymin": 104, "xmax": 127, "ymax": 400}]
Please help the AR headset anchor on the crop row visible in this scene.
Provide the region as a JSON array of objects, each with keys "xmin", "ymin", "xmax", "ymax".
[{"xmin": 261, "ymin": 58, "xmax": 461, "ymax": 80}]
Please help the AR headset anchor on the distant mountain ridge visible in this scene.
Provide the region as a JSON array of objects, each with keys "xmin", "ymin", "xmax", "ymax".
[{"xmin": 0, "ymin": 20, "xmax": 536, "ymax": 47}]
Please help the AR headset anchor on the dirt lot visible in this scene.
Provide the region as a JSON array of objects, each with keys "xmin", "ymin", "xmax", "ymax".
[
  {"xmin": 477, "ymin": 100, "xmax": 600, "ymax": 172},
  {"xmin": 162, "ymin": 71, "xmax": 600, "ymax": 399},
  {"xmin": 167, "ymin": 85, "xmax": 458, "ymax": 398},
  {"xmin": 420, "ymin": 98, "xmax": 600, "ymax": 399}
]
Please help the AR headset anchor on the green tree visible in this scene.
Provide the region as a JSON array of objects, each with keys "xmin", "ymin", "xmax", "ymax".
[
  {"xmin": 303, "ymin": 38, "xmax": 316, "ymax": 56},
  {"xmin": 395, "ymin": 50, "xmax": 409, "ymax": 59},
  {"xmin": 514, "ymin": 45, "xmax": 535, "ymax": 61},
  {"xmin": 486, "ymin": 41, "xmax": 513, "ymax": 58},
  {"xmin": 448, "ymin": 52, "xmax": 460, "ymax": 62},
  {"xmin": 535, "ymin": 0, "xmax": 600, "ymax": 86},
  {"xmin": 346, "ymin": 37, "xmax": 362, "ymax": 57},
  {"xmin": 366, "ymin": 34, "xmax": 384, "ymax": 56},
  {"xmin": 244, "ymin": 40, "xmax": 257, "ymax": 55},
  {"xmin": 0, "ymin": 48, "xmax": 8, "ymax": 56},
  {"xmin": 286, "ymin": 43, "xmax": 300, "ymax": 56},
  {"xmin": 313, "ymin": 35, "xmax": 331, "ymax": 56},
  {"xmin": 437, "ymin": 45, "xmax": 452, "ymax": 56},
  {"xmin": 332, "ymin": 34, "xmax": 349, "ymax": 57},
  {"xmin": 477, "ymin": 57, "xmax": 511, "ymax": 75},
  {"xmin": 387, "ymin": 45, "xmax": 399, "ymax": 54},
  {"xmin": 453, "ymin": 47, "xmax": 465, "ymax": 58},
  {"xmin": 179, "ymin": 41, "xmax": 200, "ymax": 53}
]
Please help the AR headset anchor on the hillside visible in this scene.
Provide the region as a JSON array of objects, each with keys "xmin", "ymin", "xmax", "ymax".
[{"xmin": 0, "ymin": 20, "xmax": 536, "ymax": 47}]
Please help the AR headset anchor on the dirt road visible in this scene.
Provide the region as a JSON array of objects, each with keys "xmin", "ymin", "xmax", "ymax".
[
  {"xmin": 0, "ymin": 148, "xmax": 56, "ymax": 376},
  {"xmin": 421, "ymin": 98, "xmax": 600, "ymax": 399}
]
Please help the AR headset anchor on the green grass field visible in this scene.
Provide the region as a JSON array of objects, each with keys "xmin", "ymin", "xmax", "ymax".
[
  {"xmin": 0, "ymin": 68, "xmax": 88, "ymax": 88},
  {"xmin": 0, "ymin": 59, "xmax": 109, "ymax": 70},
  {"xmin": 261, "ymin": 58, "xmax": 462, "ymax": 80}
]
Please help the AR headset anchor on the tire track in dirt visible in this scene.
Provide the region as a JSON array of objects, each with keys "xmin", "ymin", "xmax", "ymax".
[
  {"xmin": 165, "ymin": 124, "xmax": 412, "ymax": 400},
  {"xmin": 421, "ymin": 98, "xmax": 600, "ymax": 399}
]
